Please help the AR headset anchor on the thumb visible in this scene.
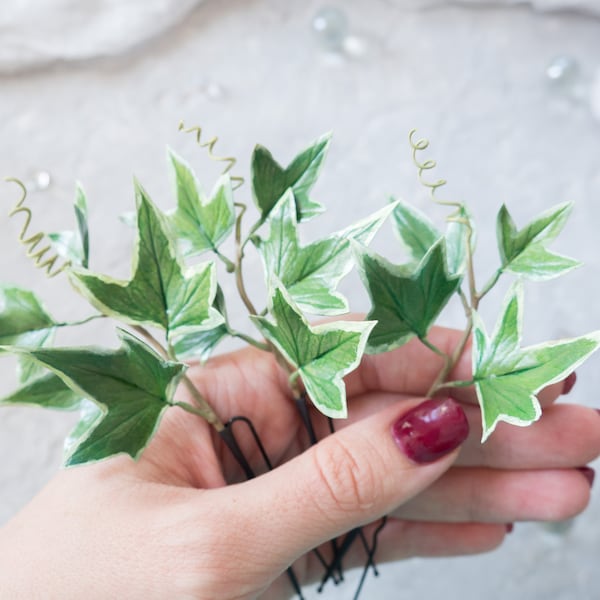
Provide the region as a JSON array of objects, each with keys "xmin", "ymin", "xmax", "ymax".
[{"xmin": 224, "ymin": 397, "xmax": 469, "ymax": 567}]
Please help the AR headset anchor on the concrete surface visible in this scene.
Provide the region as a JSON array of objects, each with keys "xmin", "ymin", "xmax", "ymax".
[{"xmin": 1, "ymin": 1, "xmax": 600, "ymax": 598}]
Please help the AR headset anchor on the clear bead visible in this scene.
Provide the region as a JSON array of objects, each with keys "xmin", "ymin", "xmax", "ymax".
[
  {"xmin": 311, "ymin": 6, "xmax": 349, "ymax": 52},
  {"xmin": 33, "ymin": 170, "xmax": 51, "ymax": 190}
]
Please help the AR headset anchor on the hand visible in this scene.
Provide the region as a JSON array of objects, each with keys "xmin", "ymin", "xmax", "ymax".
[{"xmin": 0, "ymin": 326, "xmax": 597, "ymax": 600}]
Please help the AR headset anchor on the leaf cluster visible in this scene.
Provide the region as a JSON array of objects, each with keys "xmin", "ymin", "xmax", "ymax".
[{"xmin": 1, "ymin": 130, "xmax": 599, "ymax": 468}]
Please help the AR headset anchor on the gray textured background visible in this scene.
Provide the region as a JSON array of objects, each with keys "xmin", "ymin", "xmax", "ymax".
[{"xmin": 1, "ymin": 1, "xmax": 600, "ymax": 598}]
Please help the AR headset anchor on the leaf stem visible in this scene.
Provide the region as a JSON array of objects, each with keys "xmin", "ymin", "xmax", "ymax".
[
  {"xmin": 214, "ymin": 249, "xmax": 236, "ymax": 273},
  {"xmin": 418, "ymin": 336, "xmax": 450, "ymax": 361},
  {"xmin": 131, "ymin": 325, "xmax": 169, "ymax": 359},
  {"xmin": 54, "ymin": 314, "xmax": 106, "ymax": 328},
  {"xmin": 128, "ymin": 325, "xmax": 225, "ymax": 431},
  {"xmin": 477, "ymin": 268, "xmax": 503, "ymax": 304},
  {"xmin": 233, "ymin": 202, "xmax": 259, "ymax": 316},
  {"xmin": 175, "ymin": 375, "xmax": 224, "ymax": 432},
  {"xmin": 230, "ymin": 330, "xmax": 270, "ymax": 352},
  {"xmin": 427, "ymin": 321, "xmax": 473, "ymax": 397}
]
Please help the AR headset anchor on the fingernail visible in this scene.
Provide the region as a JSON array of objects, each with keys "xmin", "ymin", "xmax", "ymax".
[
  {"xmin": 392, "ymin": 398, "xmax": 469, "ymax": 464},
  {"xmin": 562, "ymin": 372, "xmax": 577, "ymax": 395},
  {"xmin": 577, "ymin": 466, "xmax": 595, "ymax": 488},
  {"xmin": 505, "ymin": 523, "xmax": 514, "ymax": 534}
]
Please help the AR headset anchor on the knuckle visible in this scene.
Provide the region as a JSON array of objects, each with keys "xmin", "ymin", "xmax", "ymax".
[{"xmin": 311, "ymin": 435, "xmax": 384, "ymax": 518}]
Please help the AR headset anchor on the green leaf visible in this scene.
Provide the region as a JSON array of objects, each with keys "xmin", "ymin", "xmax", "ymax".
[
  {"xmin": 251, "ymin": 286, "xmax": 374, "ymax": 418},
  {"xmin": 445, "ymin": 205, "xmax": 475, "ymax": 276},
  {"xmin": 254, "ymin": 191, "xmax": 394, "ymax": 315},
  {"xmin": 0, "ymin": 286, "xmax": 57, "ymax": 381},
  {"xmin": 355, "ymin": 240, "xmax": 462, "ymax": 353},
  {"xmin": 63, "ymin": 400, "xmax": 103, "ymax": 463},
  {"xmin": 48, "ymin": 184, "xmax": 90, "ymax": 268},
  {"xmin": 497, "ymin": 202, "xmax": 579, "ymax": 280},
  {"xmin": 251, "ymin": 133, "xmax": 331, "ymax": 221},
  {"xmin": 9, "ymin": 329, "xmax": 186, "ymax": 465},
  {"xmin": 167, "ymin": 150, "xmax": 236, "ymax": 258},
  {"xmin": 391, "ymin": 200, "xmax": 441, "ymax": 262},
  {"xmin": 0, "ymin": 371, "xmax": 81, "ymax": 410},
  {"xmin": 472, "ymin": 283, "xmax": 600, "ymax": 441},
  {"xmin": 171, "ymin": 286, "xmax": 230, "ymax": 361},
  {"xmin": 70, "ymin": 181, "xmax": 222, "ymax": 343},
  {"xmin": 391, "ymin": 200, "xmax": 474, "ymax": 276},
  {"xmin": 0, "ymin": 286, "xmax": 55, "ymax": 346}
]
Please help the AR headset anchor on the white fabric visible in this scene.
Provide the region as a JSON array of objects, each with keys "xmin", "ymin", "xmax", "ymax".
[
  {"xmin": 0, "ymin": 0, "xmax": 203, "ymax": 73},
  {"xmin": 446, "ymin": 0, "xmax": 600, "ymax": 15}
]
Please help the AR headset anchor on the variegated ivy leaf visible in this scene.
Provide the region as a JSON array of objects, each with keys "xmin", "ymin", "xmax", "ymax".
[
  {"xmin": 171, "ymin": 286, "xmax": 230, "ymax": 361},
  {"xmin": 473, "ymin": 282, "xmax": 600, "ymax": 441},
  {"xmin": 392, "ymin": 200, "xmax": 474, "ymax": 276},
  {"xmin": 254, "ymin": 191, "xmax": 395, "ymax": 315},
  {"xmin": 0, "ymin": 371, "xmax": 81, "ymax": 410},
  {"xmin": 355, "ymin": 240, "xmax": 462, "ymax": 353},
  {"xmin": 167, "ymin": 150, "xmax": 235, "ymax": 258},
  {"xmin": 251, "ymin": 286, "xmax": 375, "ymax": 419},
  {"xmin": 49, "ymin": 184, "xmax": 90, "ymax": 268},
  {"xmin": 251, "ymin": 132, "xmax": 331, "ymax": 221},
  {"xmin": 0, "ymin": 286, "xmax": 57, "ymax": 382},
  {"xmin": 497, "ymin": 202, "xmax": 579, "ymax": 280},
  {"xmin": 70, "ymin": 181, "xmax": 222, "ymax": 343},
  {"xmin": 63, "ymin": 399, "xmax": 103, "ymax": 464},
  {"xmin": 6, "ymin": 329, "xmax": 186, "ymax": 465}
]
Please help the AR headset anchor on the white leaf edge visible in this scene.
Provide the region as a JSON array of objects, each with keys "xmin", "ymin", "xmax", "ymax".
[
  {"xmin": 473, "ymin": 282, "xmax": 600, "ymax": 442},
  {"xmin": 253, "ymin": 282, "xmax": 376, "ymax": 419}
]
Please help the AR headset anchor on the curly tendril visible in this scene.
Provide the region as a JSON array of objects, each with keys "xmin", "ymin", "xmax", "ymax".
[
  {"xmin": 408, "ymin": 129, "xmax": 462, "ymax": 211},
  {"xmin": 178, "ymin": 121, "xmax": 244, "ymax": 190},
  {"xmin": 5, "ymin": 177, "xmax": 71, "ymax": 277}
]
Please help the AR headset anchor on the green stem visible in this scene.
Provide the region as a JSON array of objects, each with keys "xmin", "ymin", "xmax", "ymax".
[
  {"xmin": 230, "ymin": 330, "xmax": 270, "ymax": 352},
  {"xmin": 427, "ymin": 319, "xmax": 473, "ymax": 397},
  {"xmin": 477, "ymin": 268, "xmax": 503, "ymax": 304},
  {"xmin": 55, "ymin": 314, "xmax": 106, "ymax": 328},
  {"xmin": 419, "ymin": 336, "xmax": 450, "ymax": 361},
  {"xmin": 131, "ymin": 325, "xmax": 170, "ymax": 359},
  {"xmin": 174, "ymin": 376, "xmax": 224, "ymax": 432},
  {"xmin": 214, "ymin": 249, "xmax": 236, "ymax": 273},
  {"xmin": 233, "ymin": 203, "xmax": 259, "ymax": 316}
]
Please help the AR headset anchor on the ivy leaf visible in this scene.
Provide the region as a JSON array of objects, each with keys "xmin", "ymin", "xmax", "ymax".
[
  {"xmin": 392, "ymin": 200, "xmax": 474, "ymax": 275},
  {"xmin": 445, "ymin": 205, "xmax": 475, "ymax": 276},
  {"xmin": 254, "ymin": 191, "xmax": 395, "ymax": 315},
  {"xmin": 70, "ymin": 181, "xmax": 222, "ymax": 343},
  {"xmin": 171, "ymin": 286, "xmax": 230, "ymax": 361},
  {"xmin": 473, "ymin": 283, "xmax": 600, "ymax": 441},
  {"xmin": 251, "ymin": 286, "xmax": 374, "ymax": 418},
  {"xmin": 167, "ymin": 150, "xmax": 235, "ymax": 258},
  {"xmin": 0, "ymin": 286, "xmax": 55, "ymax": 346},
  {"xmin": 0, "ymin": 371, "xmax": 81, "ymax": 410},
  {"xmin": 49, "ymin": 184, "xmax": 90, "ymax": 268},
  {"xmin": 391, "ymin": 200, "xmax": 440, "ymax": 263},
  {"xmin": 251, "ymin": 132, "xmax": 331, "ymax": 221},
  {"xmin": 0, "ymin": 286, "xmax": 57, "ymax": 382},
  {"xmin": 63, "ymin": 400, "xmax": 104, "ymax": 463},
  {"xmin": 355, "ymin": 240, "xmax": 462, "ymax": 353},
  {"xmin": 497, "ymin": 202, "xmax": 579, "ymax": 280},
  {"xmin": 7, "ymin": 329, "xmax": 186, "ymax": 465}
]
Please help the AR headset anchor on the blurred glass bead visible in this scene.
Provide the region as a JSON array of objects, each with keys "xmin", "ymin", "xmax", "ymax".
[
  {"xmin": 203, "ymin": 81, "xmax": 225, "ymax": 101},
  {"xmin": 33, "ymin": 170, "xmax": 51, "ymax": 190},
  {"xmin": 546, "ymin": 56, "xmax": 580, "ymax": 88},
  {"xmin": 311, "ymin": 6, "xmax": 349, "ymax": 52}
]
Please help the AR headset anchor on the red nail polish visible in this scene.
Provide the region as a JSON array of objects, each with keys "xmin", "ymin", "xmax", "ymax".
[
  {"xmin": 505, "ymin": 523, "xmax": 514, "ymax": 534},
  {"xmin": 562, "ymin": 372, "xmax": 577, "ymax": 395},
  {"xmin": 391, "ymin": 398, "xmax": 469, "ymax": 464},
  {"xmin": 577, "ymin": 466, "xmax": 595, "ymax": 488}
]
